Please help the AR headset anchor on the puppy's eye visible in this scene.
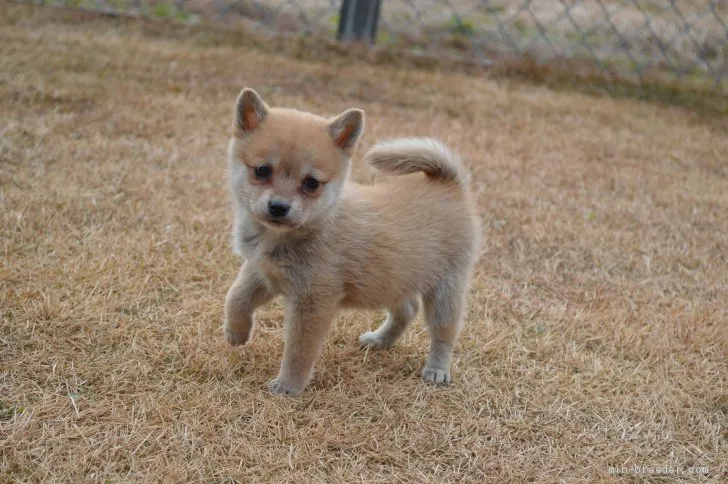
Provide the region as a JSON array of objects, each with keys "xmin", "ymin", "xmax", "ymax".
[
  {"xmin": 254, "ymin": 165, "xmax": 272, "ymax": 180},
  {"xmin": 302, "ymin": 176, "xmax": 320, "ymax": 193}
]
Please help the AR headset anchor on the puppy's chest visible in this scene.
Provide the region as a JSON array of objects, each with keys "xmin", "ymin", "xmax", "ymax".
[{"xmin": 244, "ymin": 238, "xmax": 311, "ymax": 295}]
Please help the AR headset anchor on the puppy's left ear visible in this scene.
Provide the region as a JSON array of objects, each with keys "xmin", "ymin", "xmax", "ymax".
[
  {"xmin": 328, "ymin": 108, "xmax": 365, "ymax": 154},
  {"xmin": 234, "ymin": 88, "xmax": 269, "ymax": 134}
]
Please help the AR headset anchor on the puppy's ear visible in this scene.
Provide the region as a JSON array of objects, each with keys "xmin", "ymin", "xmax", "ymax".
[
  {"xmin": 328, "ymin": 108, "xmax": 365, "ymax": 154},
  {"xmin": 234, "ymin": 88, "xmax": 269, "ymax": 133}
]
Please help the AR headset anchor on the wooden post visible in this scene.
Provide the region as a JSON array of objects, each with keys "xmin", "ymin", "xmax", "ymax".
[{"xmin": 337, "ymin": 0, "xmax": 381, "ymax": 44}]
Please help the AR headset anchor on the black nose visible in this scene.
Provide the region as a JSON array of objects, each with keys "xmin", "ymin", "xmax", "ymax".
[{"xmin": 268, "ymin": 200, "xmax": 290, "ymax": 218}]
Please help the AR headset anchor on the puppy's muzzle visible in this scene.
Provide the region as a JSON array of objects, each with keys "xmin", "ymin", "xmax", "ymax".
[{"xmin": 268, "ymin": 200, "xmax": 291, "ymax": 219}]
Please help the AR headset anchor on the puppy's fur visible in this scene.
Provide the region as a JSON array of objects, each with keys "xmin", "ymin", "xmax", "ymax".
[{"xmin": 224, "ymin": 88, "xmax": 481, "ymax": 396}]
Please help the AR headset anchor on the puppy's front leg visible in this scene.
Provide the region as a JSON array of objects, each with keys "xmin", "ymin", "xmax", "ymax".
[
  {"xmin": 268, "ymin": 298, "xmax": 338, "ymax": 396},
  {"xmin": 224, "ymin": 263, "xmax": 275, "ymax": 346}
]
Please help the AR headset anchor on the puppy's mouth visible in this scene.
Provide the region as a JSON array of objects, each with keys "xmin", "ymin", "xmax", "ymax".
[{"xmin": 259, "ymin": 217, "xmax": 299, "ymax": 230}]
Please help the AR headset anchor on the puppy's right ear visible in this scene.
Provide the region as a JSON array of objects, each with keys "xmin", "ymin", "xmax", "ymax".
[
  {"xmin": 328, "ymin": 108, "xmax": 365, "ymax": 155},
  {"xmin": 233, "ymin": 88, "xmax": 269, "ymax": 133}
]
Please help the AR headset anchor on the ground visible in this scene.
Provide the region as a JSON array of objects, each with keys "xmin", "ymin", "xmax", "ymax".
[{"xmin": 1, "ymin": 3, "xmax": 727, "ymax": 482}]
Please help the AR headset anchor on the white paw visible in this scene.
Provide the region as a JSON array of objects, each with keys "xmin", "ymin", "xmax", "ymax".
[
  {"xmin": 268, "ymin": 378, "xmax": 303, "ymax": 397},
  {"xmin": 421, "ymin": 367, "xmax": 452, "ymax": 385},
  {"xmin": 359, "ymin": 331, "xmax": 393, "ymax": 349},
  {"xmin": 223, "ymin": 324, "xmax": 250, "ymax": 346}
]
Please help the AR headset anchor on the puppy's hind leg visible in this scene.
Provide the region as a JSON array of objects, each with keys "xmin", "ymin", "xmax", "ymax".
[
  {"xmin": 421, "ymin": 279, "xmax": 467, "ymax": 385},
  {"xmin": 359, "ymin": 296, "xmax": 419, "ymax": 349}
]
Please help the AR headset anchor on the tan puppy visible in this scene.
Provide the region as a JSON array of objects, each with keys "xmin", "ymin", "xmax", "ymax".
[{"xmin": 224, "ymin": 88, "xmax": 481, "ymax": 396}]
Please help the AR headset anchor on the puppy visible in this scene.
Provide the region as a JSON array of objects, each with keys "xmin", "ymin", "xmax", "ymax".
[{"xmin": 224, "ymin": 88, "xmax": 481, "ymax": 396}]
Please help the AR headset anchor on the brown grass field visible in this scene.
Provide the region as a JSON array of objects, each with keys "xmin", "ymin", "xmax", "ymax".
[
  {"xmin": 213, "ymin": 0, "xmax": 728, "ymax": 80},
  {"xmin": 1, "ymin": 3, "xmax": 727, "ymax": 482}
]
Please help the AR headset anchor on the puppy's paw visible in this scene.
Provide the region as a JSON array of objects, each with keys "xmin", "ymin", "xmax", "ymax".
[
  {"xmin": 421, "ymin": 367, "xmax": 452, "ymax": 385},
  {"xmin": 268, "ymin": 378, "xmax": 303, "ymax": 397},
  {"xmin": 223, "ymin": 324, "xmax": 251, "ymax": 346},
  {"xmin": 359, "ymin": 331, "xmax": 394, "ymax": 349}
]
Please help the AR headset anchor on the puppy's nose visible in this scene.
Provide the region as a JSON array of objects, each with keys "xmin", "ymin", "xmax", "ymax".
[{"xmin": 268, "ymin": 200, "xmax": 290, "ymax": 218}]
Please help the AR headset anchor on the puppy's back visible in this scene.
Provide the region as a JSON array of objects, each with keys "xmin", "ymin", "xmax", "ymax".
[
  {"xmin": 334, "ymin": 138, "xmax": 480, "ymax": 308},
  {"xmin": 361, "ymin": 137, "xmax": 479, "ymax": 255}
]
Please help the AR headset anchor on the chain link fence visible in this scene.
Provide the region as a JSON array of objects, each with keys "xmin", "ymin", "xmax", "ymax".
[{"xmin": 25, "ymin": 0, "xmax": 728, "ymax": 88}]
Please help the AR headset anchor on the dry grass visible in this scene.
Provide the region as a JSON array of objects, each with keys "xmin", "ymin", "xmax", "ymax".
[
  {"xmin": 30, "ymin": 0, "xmax": 728, "ymax": 81},
  {"xmin": 236, "ymin": 0, "xmax": 728, "ymax": 78},
  {"xmin": 1, "ymin": 3, "xmax": 727, "ymax": 482}
]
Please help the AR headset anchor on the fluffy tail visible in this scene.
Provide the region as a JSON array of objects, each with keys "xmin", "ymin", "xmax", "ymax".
[{"xmin": 364, "ymin": 138, "xmax": 469, "ymax": 188}]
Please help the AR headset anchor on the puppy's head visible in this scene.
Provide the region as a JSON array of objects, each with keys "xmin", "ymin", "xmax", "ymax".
[{"xmin": 228, "ymin": 88, "xmax": 364, "ymax": 232}]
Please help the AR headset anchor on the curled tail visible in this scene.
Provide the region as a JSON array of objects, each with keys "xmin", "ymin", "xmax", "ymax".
[{"xmin": 364, "ymin": 138, "xmax": 469, "ymax": 188}]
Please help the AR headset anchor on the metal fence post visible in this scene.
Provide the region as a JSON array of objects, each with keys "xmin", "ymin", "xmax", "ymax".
[{"xmin": 337, "ymin": 0, "xmax": 381, "ymax": 44}]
